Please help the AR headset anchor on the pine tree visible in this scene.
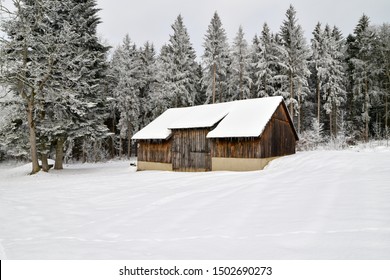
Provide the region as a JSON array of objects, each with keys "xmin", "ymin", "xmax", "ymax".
[
  {"xmin": 310, "ymin": 22, "xmax": 327, "ymax": 123},
  {"xmin": 202, "ymin": 12, "xmax": 231, "ymax": 103},
  {"xmin": 249, "ymin": 35, "xmax": 261, "ymax": 99},
  {"xmin": 230, "ymin": 26, "xmax": 251, "ymax": 100},
  {"xmin": 0, "ymin": 0, "xmax": 69, "ymax": 173},
  {"xmin": 111, "ymin": 35, "xmax": 141, "ymax": 158},
  {"xmin": 138, "ymin": 41, "xmax": 157, "ymax": 128},
  {"xmin": 50, "ymin": 0, "xmax": 109, "ymax": 167},
  {"xmin": 253, "ymin": 23, "xmax": 285, "ymax": 98},
  {"xmin": 167, "ymin": 15, "xmax": 199, "ymax": 107},
  {"xmin": 350, "ymin": 14, "xmax": 376, "ymax": 141},
  {"xmin": 1, "ymin": 0, "xmax": 109, "ymax": 170},
  {"xmin": 279, "ymin": 5, "xmax": 311, "ymax": 133},
  {"xmin": 151, "ymin": 44, "xmax": 175, "ymax": 117},
  {"xmin": 321, "ymin": 25, "xmax": 346, "ymax": 138},
  {"xmin": 372, "ymin": 24, "xmax": 390, "ymax": 138},
  {"xmin": 0, "ymin": 93, "xmax": 30, "ymax": 159}
]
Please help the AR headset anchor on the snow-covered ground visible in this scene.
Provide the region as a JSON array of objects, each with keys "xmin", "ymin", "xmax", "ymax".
[{"xmin": 0, "ymin": 147, "xmax": 389, "ymax": 259}]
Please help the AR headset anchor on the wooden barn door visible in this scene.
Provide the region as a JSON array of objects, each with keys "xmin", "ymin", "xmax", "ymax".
[{"xmin": 172, "ymin": 129, "xmax": 211, "ymax": 172}]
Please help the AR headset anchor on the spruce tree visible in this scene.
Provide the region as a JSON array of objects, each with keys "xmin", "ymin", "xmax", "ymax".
[
  {"xmin": 375, "ymin": 24, "xmax": 390, "ymax": 135},
  {"xmin": 151, "ymin": 44, "xmax": 175, "ymax": 117},
  {"xmin": 321, "ymin": 25, "xmax": 346, "ymax": 137},
  {"xmin": 350, "ymin": 15, "xmax": 376, "ymax": 141},
  {"xmin": 0, "ymin": 0, "xmax": 69, "ymax": 173},
  {"xmin": 47, "ymin": 0, "xmax": 109, "ymax": 167},
  {"xmin": 167, "ymin": 15, "xmax": 198, "ymax": 107},
  {"xmin": 279, "ymin": 5, "xmax": 311, "ymax": 133},
  {"xmin": 138, "ymin": 41, "xmax": 157, "ymax": 128},
  {"xmin": 111, "ymin": 35, "xmax": 141, "ymax": 158},
  {"xmin": 310, "ymin": 22, "xmax": 326, "ymax": 123},
  {"xmin": 230, "ymin": 26, "xmax": 251, "ymax": 100},
  {"xmin": 253, "ymin": 23, "xmax": 285, "ymax": 98},
  {"xmin": 202, "ymin": 12, "xmax": 231, "ymax": 103}
]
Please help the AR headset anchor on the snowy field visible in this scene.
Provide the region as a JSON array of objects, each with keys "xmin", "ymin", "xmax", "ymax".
[{"xmin": 0, "ymin": 147, "xmax": 389, "ymax": 260}]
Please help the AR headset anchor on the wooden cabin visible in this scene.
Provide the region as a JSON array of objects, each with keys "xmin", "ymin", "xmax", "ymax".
[{"xmin": 132, "ymin": 96, "xmax": 298, "ymax": 172}]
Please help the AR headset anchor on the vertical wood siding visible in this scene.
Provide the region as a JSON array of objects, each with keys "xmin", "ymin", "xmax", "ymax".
[
  {"xmin": 210, "ymin": 103, "xmax": 296, "ymax": 159},
  {"xmin": 137, "ymin": 139, "xmax": 172, "ymax": 163},
  {"xmin": 172, "ymin": 128, "xmax": 211, "ymax": 171}
]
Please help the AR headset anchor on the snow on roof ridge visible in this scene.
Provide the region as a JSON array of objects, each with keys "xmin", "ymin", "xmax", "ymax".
[
  {"xmin": 132, "ymin": 96, "xmax": 284, "ymax": 140},
  {"xmin": 207, "ymin": 96, "xmax": 283, "ymax": 138}
]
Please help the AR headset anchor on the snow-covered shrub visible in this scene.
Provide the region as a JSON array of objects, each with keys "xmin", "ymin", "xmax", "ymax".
[{"xmin": 297, "ymin": 118, "xmax": 325, "ymax": 151}]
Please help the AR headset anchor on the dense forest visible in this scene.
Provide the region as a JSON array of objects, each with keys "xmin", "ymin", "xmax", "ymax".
[{"xmin": 1, "ymin": 1, "xmax": 389, "ymax": 173}]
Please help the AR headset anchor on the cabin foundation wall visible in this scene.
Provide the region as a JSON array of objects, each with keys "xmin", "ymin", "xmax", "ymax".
[
  {"xmin": 137, "ymin": 161, "xmax": 173, "ymax": 171},
  {"xmin": 211, "ymin": 157, "xmax": 278, "ymax": 171}
]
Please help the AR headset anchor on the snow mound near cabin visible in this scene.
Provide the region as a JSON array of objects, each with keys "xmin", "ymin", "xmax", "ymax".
[{"xmin": 0, "ymin": 150, "xmax": 389, "ymax": 259}]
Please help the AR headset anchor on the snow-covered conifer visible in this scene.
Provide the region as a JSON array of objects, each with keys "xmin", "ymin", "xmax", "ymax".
[
  {"xmin": 166, "ymin": 15, "xmax": 199, "ymax": 107},
  {"xmin": 253, "ymin": 23, "xmax": 285, "ymax": 98},
  {"xmin": 279, "ymin": 5, "xmax": 311, "ymax": 133},
  {"xmin": 202, "ymin": 12, "xmax": 231, "ymax": 103},
  {"xmin": 112, "ymin": 35, "xmax": 141, "ymax": 158},
  {"xmin": 230, "ymin": 26, "xmax": 251, "ymax": 100},
  {"xmin": 350, "ymin": 15, "xmax": 376, "ymax": 141}
]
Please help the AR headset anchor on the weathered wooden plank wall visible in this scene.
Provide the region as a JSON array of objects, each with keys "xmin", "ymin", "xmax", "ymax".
[
  {"xmin": 137, "ymin": 139, "xmax": 172, "ymax": 163},
  {"xmin": 172, "ymin": 128, "xmax": 211, "ymax": 171},
  {"xmin": 211, "ymin": 103, "xmax": 296, "ymax": 159},
  {"xmin": 211, "ymin": 137, "xmax": 262, "ymax": 158},
  {"xmin": 257, "ymin": 103, "xmax": 296, "ymax": 157}
]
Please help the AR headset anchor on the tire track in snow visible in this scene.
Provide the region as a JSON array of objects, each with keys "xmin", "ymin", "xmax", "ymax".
[
  {"xmin": 4, "ymin": 227, "xmax": 390, "ymax": 245},
  {"xmin": 0, "ymin": 239, "xmax": 7, "ymax": 259}
]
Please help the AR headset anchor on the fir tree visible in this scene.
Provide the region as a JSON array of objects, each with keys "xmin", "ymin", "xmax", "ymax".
[
  {"xmin": 167, "ymin": 15, "xmax": 198, "ymax": 107},
  {"xmin": 253, "ymin": 23, "xmax": 285, "ymax": 98},
  {"xmin": 138, "ymin": 41, "xmax": 157, "ymax": 128},
  {"xmin": 350, "ymin": 14, "xmax": 376, "ymax": 141},
  {"xmin": 230, "ymin": 26, "xmax": 251, "ymax": 100},
  {"xmin": 0, "ymin": 0, "xmax": 69, "ymax": 173},
  {"xmin": 279, "ymin": 5, "xmax": 311, "ymax": 133},
  {"xmin": 111, "ymin": 35, "xmax": 141, "ymax": 158},
  {"xmin": 202, "ymin": 12, "xmax": 231, "ymax": 103},
  {"xmin": 310, "ymin": 22, "xmax": 326, "ymax": 123},
  {"xmin": 321, "ymin": 25, "xmax": 346, "ymax": 137}
]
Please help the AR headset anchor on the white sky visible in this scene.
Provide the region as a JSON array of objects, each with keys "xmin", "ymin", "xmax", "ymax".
[
  {"xmin": 1, "ymin": 0, "xmax": 390, "ymax": 56},
  {"xmin": 96, "ymin": 0, "xmax": 390, "ymax": 56}
]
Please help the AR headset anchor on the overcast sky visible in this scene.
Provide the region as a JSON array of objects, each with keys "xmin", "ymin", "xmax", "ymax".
[
  {"xmin": 96, "ymin": 0, "xmax": 390, "ymax": 56},
  {"xmin": 1, "ymin": 0, "xmax": 389, "ymax": 56}
]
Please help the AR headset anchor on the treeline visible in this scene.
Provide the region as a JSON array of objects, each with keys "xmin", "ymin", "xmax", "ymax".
[{"xmin": 0, "ymin": 2, "xmax": 389, "ymax": 173}]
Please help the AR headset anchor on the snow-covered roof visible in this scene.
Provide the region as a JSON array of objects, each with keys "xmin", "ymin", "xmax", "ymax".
[{"xmin": 132, "ymin": 96, "xmax": 287, "ymax": 140}]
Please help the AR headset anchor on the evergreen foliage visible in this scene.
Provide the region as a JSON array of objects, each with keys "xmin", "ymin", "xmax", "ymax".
[
  {"xmin": 2, "ymin": 3, "xmax": 390, "ymax": 167},
  {"xmin": 279, "ymin": 5, "xmax": 311, "ymax": 133},
  {"xmin": 202, "ymin": 12, "xmax": 231, "ymax": 103},
  {"xmin": 230, "ymin": 26, "xmax": 251, "ymax": 100}
]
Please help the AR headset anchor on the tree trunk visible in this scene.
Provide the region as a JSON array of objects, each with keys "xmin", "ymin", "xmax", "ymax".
[
  {"xmin": 317, "ymin": 79, "xmax": 321, "ymax": 123},
  {"xmin": 119, "ymin": 137, "xmax": 123, "ymax": 158},
  {"xmin": 333, "ymin": 106, "xmax": 337, "ymax": 138},
  {"xmin": 386, "ymin": 73, "xmax": 389, "ymax": 134},
  {"xmin": 40, "ymin": 141, "xmax": 50, "ymax": 172},
  {"xmin": 212, "ymin": 63, "xmax": 216, "ymax": 104},
  {"xmin": 240, "ymin": 64, "xmax": 243, "ymax": 100},
  {"xmin": 297, "ymin": 82, "xmax": 301, "ymax": 134},
  {"xmin": 219, "ymin": 81, "xmax": 222, "ymax": 103},
  {"xmin": 289, "ymin": 72, "xmax": 294, "ymax": 122},
  {"xmin": 329, "ymin": 110, "xmax": 333, "ymax": 138},
  {"xmin": 127, "ymin": 121, "xmax": 131, "ymax": 159},
  {"xmin": 364, "ymin": 78, "xmax": 369, "ymax": 142},
  {"xmin": 27, "ymin": 98, "xmax": 40, "ymax": 174},
  {"xmin": 111, "ymin": 107, "xmax": 116, "ymax": 158},
  {"xmin": 82, "ymin": 139, "xmax": 86, "ymax": 163},
  {"xmin": 54, "ymin": 137, "xmax": 65, "ymax": 170}
]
